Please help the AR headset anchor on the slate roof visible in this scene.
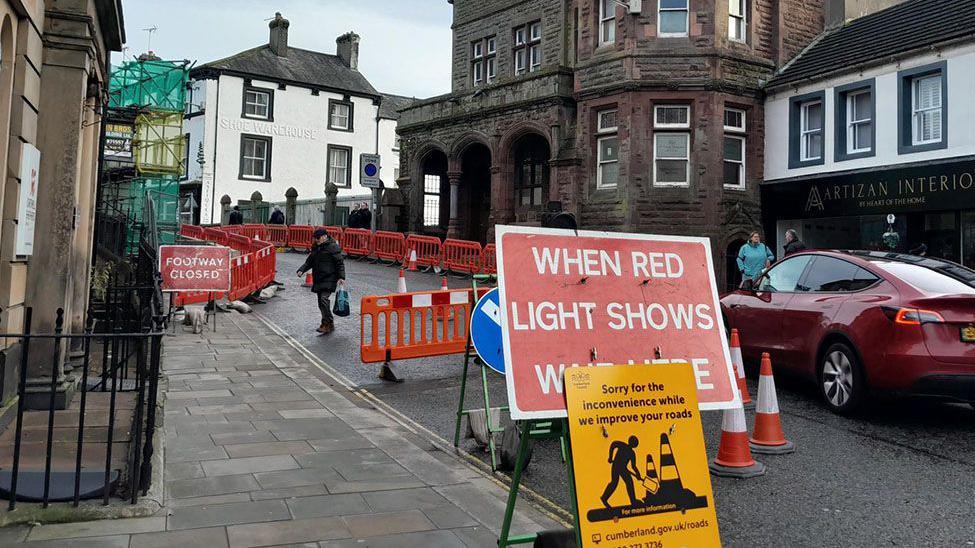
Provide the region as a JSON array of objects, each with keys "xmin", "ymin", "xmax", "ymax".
[
  {"xmin": 378, "ymin": 94, "xmax": 415, "ymax": 120},
  {"xmin": 192, "ymin": 45, "xmax": 380, "ymax": 98},
  {"xmin": 767, "ymin": 0, "xmax": 975, "ymax": 88}
]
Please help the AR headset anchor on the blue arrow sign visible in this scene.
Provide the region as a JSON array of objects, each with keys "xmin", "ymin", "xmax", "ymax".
[{"xmin": 470, "ymin": 287, "xmax": 504, "ymax": 375}]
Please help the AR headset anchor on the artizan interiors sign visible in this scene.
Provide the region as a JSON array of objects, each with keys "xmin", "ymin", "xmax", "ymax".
[{"xmin": 766, "ymin": 159, "xmax": 975, "ymax": 218}]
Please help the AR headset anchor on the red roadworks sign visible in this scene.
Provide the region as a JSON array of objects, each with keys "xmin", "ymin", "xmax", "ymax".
[
  {"xmin": 159, "ymin": 245, "xmax": 232, "ymax": 293},
  {"xmin": 495, "ymin": 225, "xmax": 740, "ymax": 420}
]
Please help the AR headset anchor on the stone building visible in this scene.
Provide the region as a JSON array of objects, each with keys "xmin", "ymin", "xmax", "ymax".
[
  {"xmin": 0, "ymin": 0, "xmax": 123, "ymax": 405},
  {"xmin": 397, "ymin": 0, "xmax": 826, "ymax": 289}
]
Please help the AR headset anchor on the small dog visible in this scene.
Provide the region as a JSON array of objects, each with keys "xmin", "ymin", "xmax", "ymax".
[{"xmin": 182, "ymin": 306, "xmax": 207, "ymax": 334}]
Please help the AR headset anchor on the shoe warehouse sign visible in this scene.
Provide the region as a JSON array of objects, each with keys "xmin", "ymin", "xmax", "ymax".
[
  {"xmin": 159, "ymin": 245, "xmax": 232, "ymax": 292},
  {"xmin": 764, "ymin": 159, "xmax": 975, "ymax": 218}
]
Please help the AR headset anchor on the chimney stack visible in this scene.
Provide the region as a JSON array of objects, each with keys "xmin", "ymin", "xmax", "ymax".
[
  {"xmin": 269, "ymin": 12, "xmax": 289, "ymax": 57},
  {"xmin": 336, "ymin": 31, "xmax": 360, "ymax": 71}
]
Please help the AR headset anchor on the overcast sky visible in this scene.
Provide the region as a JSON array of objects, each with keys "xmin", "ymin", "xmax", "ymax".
[{"xmin": 113, "ymin": 0, "xmax": 453, "ymax": 98}]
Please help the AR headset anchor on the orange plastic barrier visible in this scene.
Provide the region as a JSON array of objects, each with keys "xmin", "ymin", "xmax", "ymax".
[
  {"xmin": 404, "ymin": 234, "xmax": 443, "ymax": 269},
  {"xmin": 240, "ymin": 224, "xmax": 268, "ymax": 240},
  {"xmin": 324, "ymin": 225, "xmax": 343, "ymax": 243},
  {"xmin": 442, "ymin": 239, "xmax": 483, "ymax": 274},
  {"xmin": 288, "ymin": 225, "xmax": 314, "ymax": 250},
  {"xmin": 372, "ymin": 231, "xmax": 406, "ymax": 262},
  {"xmin": 343, "ymin": 228, "xmax": 374, "ymax": 257},
  {"xmin": 360, "ymin": 287, "xmax": 490, "ymax": 363},
  {"xmin": 267, "ymin": 225, "xmax": 289, "ymax": 247},
  {"xmin": 481, "ymin": 243, "xmax": 497, "ymax": 274}
]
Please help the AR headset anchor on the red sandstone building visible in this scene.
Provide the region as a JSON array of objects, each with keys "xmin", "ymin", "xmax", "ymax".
[{"xmin": 396, "ymin": 0, "xmax": 826, "ymax": 289}]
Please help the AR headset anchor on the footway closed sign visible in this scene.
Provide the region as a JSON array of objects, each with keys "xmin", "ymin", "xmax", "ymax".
[
  {"xmin": 495, "ymin": 226, "xmax": 739, "ymax": 420},
  {"xmin": 159, "ymin": 245, "xmax": 231, "ymax": 292}
]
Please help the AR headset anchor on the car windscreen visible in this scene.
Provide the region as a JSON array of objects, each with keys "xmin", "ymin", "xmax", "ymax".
[{"xmin": 870, "ymin": 262, "xmax": 975, "ymax": 295}]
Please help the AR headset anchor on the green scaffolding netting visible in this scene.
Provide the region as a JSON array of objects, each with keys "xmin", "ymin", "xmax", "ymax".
[
  {"xmin": 123, "ymin": 177, "xmax": 180, "ymax": 252},
  {"xmin": 109, "ymin": 59, "xmax": 189, "ymax": 112}
]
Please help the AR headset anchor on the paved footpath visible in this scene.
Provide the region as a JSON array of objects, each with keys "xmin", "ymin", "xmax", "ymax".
[{"xmin": 0, "ymin": 313, "xmax": 562, "ymax": 547}]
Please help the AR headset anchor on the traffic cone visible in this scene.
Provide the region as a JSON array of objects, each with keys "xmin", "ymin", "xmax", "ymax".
[
  {"xmin": 709, "ymin": 402, "xmax": 766, "ymax": 478},
  {"xmin": 397, "ymin": 269, "xmax": 407, "ymax": 293},
  {"xmin": 657, "ymin": 433, "xmax": 683, "ymax": 495},
  {"xmin": 302, "ymin": 272, "xmax": 313, "ymax": 287},
  {"xmin": 407, "ymin": 249, "xmax": 418, "ymax": 272},
  {"xmin": 749, "ymin": 353, "xmax": 796, "ymax": 455},
  {"xmin": 643, "ymin": 454, "xmax": 659, "ymax": 494},
  {"xmin": 730, "ymin": 329, "xmax": 754, "ymax": 409}
]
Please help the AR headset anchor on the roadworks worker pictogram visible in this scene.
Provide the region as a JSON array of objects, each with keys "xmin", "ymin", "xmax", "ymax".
[{"xmin": 589, "ymin": 432, "xmax": 708, "ymax": 523}]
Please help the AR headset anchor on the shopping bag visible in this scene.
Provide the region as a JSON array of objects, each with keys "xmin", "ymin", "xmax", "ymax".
[{"xmin": 332, "ymin": 286, "xmax": 350, "ymax": 317}]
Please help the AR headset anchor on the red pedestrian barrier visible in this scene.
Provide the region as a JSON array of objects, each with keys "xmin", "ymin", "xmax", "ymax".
[
  {"xmin": 372, "ymin": 231, "xmax": 406, "ymax": 262},
  {"xmin": 343, "ymin": 228, "xmax": 374, "ymax": 258},
  {"xmin": 442, "ymin": 239, "xmax": 483, "ymax": 274},
  {"xmin": 324, "ymin": 225, "xmax": 344, "ymax": 243},
  {"xmin": 266, "ymin": 225, "xmax": 289, "ymax": 247},
  {"xmin": 481, "ymin": 243, "xmax": 497, "ymax": 275},
  {"xmin": 288, "ymin": 225, "xmax": 314, "ymax": 250},
  {"xmin": 404, "ymin": 234, "xmax": 443, "ymax": 269},
  {"xmin": 240, "ymin": 224, "xmax": 268, "ymax": 241}
]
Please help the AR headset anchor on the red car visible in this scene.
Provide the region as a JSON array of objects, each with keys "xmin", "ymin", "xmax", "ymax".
[{"xmin": 721, "ymin": 250, "xmax": 975, "ymax": 413}]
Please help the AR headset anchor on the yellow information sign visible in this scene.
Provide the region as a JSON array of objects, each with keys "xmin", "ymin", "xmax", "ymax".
[{"xmin": 565, "ymin": 363, "xmax": 721, "ymax": 548}]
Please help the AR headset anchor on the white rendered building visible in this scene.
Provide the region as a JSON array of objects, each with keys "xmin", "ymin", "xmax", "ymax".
[{"xmin": 183, "ymin": 13, "xmax": 409, "ymax": 225}]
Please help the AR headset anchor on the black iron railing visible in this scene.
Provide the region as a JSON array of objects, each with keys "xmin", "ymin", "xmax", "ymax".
[{"xmin": 4, "ymin": 305, "xmax": 164, "ymax": 510}]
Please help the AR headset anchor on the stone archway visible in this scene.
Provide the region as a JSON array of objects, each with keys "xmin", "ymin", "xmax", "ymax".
[
  {"xmin": 416, "ymin": 147, "xmax": 449, "ymax": 234},
  {"xmin": 455, "ymin": 141, "xmax": 492, "ymax": 243},
  {"xmin": 496, "ymin": 124, "xmax": 554, "ymax": 226}
]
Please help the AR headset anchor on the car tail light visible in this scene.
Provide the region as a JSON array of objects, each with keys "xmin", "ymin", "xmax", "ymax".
[{"xmin": 881, "ymin": 306, "xmax": 945, "ymax": 325}]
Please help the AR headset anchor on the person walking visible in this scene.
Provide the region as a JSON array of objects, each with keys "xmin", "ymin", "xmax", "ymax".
[
  {"xmin": 228, "ymin": 205, "xmax": 243, "ymax": 225},
  {"xmin": 782, "ymin": 229, "xmax": 807, "ymax": 256},
  {"xmin": 268, "ymin": 206, "xmax": 285, "ymax": 225},
  {"xmin": 737, "ymin": 231, "xmax": 774, "ymax": 289},
  {"xmin": 297, "ymin": 228, "xmax": 346, "ymax": 334}
]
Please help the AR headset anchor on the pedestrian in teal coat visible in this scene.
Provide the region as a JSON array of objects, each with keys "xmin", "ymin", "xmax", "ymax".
[{"xmin": 737, "ymin": 231, "xmax": 774, "ymax": 288}]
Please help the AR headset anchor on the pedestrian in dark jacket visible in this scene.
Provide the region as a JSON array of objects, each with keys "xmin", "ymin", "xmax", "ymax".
[
  {"xmin": 782, "ymin": 229, "xmax": 807, "ymax": 257},
  {"xmin": 358, "ymin": 202, "xmax": 372, "ymax": 230},
  {"xmin": 347, "ymin": 204, "xmax": 362, "ymax": 228},
  {"xmin": 297, "ymin": 229, "xmax": 346, "ymax": 334},
  {"xmin": 228, "ymin": 205, "xmax": 243, "ymax": 225},
  {"xmin": 268, "ymin": 207, "xmax": 285, "ymax": 225}
]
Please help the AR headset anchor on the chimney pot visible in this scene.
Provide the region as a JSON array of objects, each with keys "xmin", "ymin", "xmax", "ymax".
[
  {"xmin": 336, "ymin": 31, "xmax": 360, "ymax": 71},
  {"xmin": 269, "ymin": 12, "xmax": 290, "ymax": 57}
]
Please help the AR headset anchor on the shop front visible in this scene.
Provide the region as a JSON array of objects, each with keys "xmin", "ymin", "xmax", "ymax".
[{"xmin": 762, "ymin": 157, "xmax": 975, "ymax": 270}]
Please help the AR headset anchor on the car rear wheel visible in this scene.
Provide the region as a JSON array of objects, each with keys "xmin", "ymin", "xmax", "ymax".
[{"xmin": 819, "ymin": 342, "xmax": 864, "ymax": 414}]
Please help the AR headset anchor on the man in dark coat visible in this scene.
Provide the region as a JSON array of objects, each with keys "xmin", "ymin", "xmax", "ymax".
[
  {"xmin": 358, "ymin": 202, "xmax": 372, "ymax": 230},
  {"xmin": 228, "ymin": 205, "xmax": 243, "ymax": 225},
  {"xmin": 783, "ymin": 229, "xmax": 807, "ymax": 257},
  {"xmin": 297, "ymin": 228, "xmax": 346, "ymax": 334},
  {"xmin": 268, "ymin": 207, "xmax": 285, "ymax": 225}
]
